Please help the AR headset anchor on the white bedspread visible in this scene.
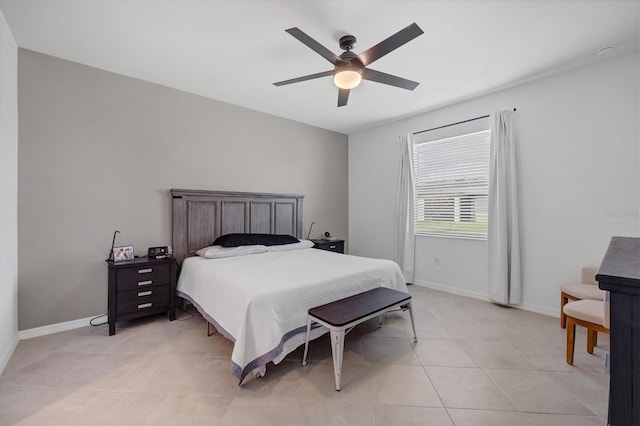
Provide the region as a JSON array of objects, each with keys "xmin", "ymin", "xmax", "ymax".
[{"xmin": 176, "ymin": 248, "xmax": 407, "ymax": 383}]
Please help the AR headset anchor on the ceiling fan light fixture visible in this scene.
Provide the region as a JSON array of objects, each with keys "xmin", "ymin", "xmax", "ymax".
[
  {"xmin": 334, "ymin": 68, "xmax": 362, "ymax": 89},
  {"xmin": 275, "ymin": 23, "xmax": 423, "ymax": 106}
]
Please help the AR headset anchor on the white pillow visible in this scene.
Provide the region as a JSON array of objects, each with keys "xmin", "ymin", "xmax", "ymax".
[
  {"xmin": 196, "ymin": 244, "xmax": 268, "ymax": 259},
  {"xmin": 265, "ymin": 239, "xmax": 315, "ymax": 252}
]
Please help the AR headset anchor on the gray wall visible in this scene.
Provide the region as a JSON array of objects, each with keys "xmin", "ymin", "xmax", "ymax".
[
  {"xmin": 18, "ymin": 49, "xmax": 348, "ymax": 330},
  {"xmin": 0, "ymin": 10, "xmax": 18, "ymax": 371},
  {"xmin": 349, "ymin": 52, "xmax": 639, "ymax": 316}
]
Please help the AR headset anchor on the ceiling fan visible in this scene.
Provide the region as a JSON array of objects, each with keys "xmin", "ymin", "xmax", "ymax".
[{"xmin": 273, "ymin": 23, "xmax": 424, "ymax": 107}]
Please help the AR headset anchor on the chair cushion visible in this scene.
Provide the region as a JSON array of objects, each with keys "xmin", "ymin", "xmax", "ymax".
[
  {"xmin": 562, "ymin": 299, "xmax": 606, "ymax": 327},
  {"xmin": 559, "ymin": 283, "xmax": 605, "ymax": 300}
]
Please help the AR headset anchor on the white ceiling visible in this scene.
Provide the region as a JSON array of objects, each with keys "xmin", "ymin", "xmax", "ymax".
[{"xmin": 0, "ymin": 1, "xmax": 638, "ymax": 134}]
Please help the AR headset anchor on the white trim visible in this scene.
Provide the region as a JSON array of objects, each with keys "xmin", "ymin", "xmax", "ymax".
[
  {"xmin": 0, "ymin": 333, "xmax": 18, "ymax": 375},
  {"xmin": 517, "ymin": 302, "xmax": 558, "ymax": 318},
  {"xmin": 413, "ymin": 279, "xmax": 491, "ymax": 302},
  {"xmin": 412, "ymin": 280, "xmax": 557, "ymax": 318},
  {"xmin": 18, "ymin": 314, "xmax": 105, "ymax": 340}
]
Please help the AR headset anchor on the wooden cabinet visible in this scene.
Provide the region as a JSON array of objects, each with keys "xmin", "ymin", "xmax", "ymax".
[
  {"xmin": 107, "ymin": 256, "xmax": 177, "ymax": 335},
  {"xmin": 596, "ymin": 236, "xmax": 640, "ymax": 426},
  {"xmin": 311, "ymin": 239, "xmax": 345, "ymax": 254}
]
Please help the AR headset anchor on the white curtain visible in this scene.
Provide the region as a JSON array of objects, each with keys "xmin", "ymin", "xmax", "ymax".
[
  {"xmin": 488, "ymin": 110, "xmax": 522, "ymax": 304},
  {"xmin": 395, "ymin": 133, "xmax": 415, "ymax": 283}
]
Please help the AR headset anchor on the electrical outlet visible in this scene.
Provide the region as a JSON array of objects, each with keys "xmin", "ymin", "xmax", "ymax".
[{"xmin": 434, "ymin": 257, "xmax": 440, "ymax": 265}]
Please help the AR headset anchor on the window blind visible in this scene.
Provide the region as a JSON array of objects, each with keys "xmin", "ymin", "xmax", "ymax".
[{"xmin": 413, "ymin": 129, "xmax": 490, "ymax": 239}]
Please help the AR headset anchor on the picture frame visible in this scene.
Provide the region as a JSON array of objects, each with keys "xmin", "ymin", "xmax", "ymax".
[{"xmin": 113, "ymin": 245, "xmax": 134, "ymax": 262}]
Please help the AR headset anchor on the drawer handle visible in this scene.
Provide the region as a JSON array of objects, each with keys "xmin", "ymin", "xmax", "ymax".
[
  {"xmin": 138, "ymin": 280, "xmax": 153, "ymax": 286},
  {"xmin": 138, "ymin": 291, "xmax": 152, "ymax": 297},
  {"xmin": 138, "ymin": 303, "xmax": 152, "ymax": 309},
  {"xmin": 138, "ymin": 268, "xmax": 152, "ymax": 274},
  {"xmin": 329, "ymin": 245, "xmax": 336, "ymax": 249}
]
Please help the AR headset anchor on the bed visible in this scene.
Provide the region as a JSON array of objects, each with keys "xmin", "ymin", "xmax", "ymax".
[{"xmin": 171, "ymin": 189, "xmax": 408, "ymax": 384}]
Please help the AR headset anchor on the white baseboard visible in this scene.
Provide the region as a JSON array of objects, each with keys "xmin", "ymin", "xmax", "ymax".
[
  {"xmin": 0, "ymin": 333, "xmax": 18, "ymax": 375},
  {"xmin": 18, "ymin": 314, "xmax": 104, "ymax": 340},
  {"xmin": 412, "ymin": 280, "xmax": 558, "ymax": 318},
  {"xmin": 413, "ymin": 279, "xmax": 492, "ymax": 302},
  {"xmin": 517, "ymin": 302, "xmax": 558, "ymax": 318}
]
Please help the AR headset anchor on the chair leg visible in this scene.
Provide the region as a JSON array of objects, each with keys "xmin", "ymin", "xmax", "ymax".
[
  {"xmin": 587, "ymin": 328, "xmax": 598, "ymax": 354},
  {"xmin": 566, "ymin": 317, "xmax": 576, "ymax": 365},
  {"xmin": 560, "ymin": 293, "xmax": 569, "ymax": 328}
]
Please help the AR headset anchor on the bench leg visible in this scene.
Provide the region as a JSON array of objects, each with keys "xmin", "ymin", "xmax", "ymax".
[
  {"xmin": 378, "ymin": 313, "xmax": 386, "ymax": 327},
  {"xmin": 407, "ymin": 301, "xmax": 417, "ymax": 342},
  {"xmin": 302, "ymin": 316, "xmax": 312, "ymax": 366},
  {"xmin": 330, "ymin": 329, "xmax": 345, "ymax": 391}
]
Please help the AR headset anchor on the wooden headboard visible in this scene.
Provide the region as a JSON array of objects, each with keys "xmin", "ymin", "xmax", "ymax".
[{"xmin": 171, "ymin": 189, "xmax": 304, "ymax": 265}]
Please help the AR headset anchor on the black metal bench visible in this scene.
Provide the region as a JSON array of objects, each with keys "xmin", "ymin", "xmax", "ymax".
[{"xmin": 302, "ymin": 287, "xmax": 417, "ymax": 390}]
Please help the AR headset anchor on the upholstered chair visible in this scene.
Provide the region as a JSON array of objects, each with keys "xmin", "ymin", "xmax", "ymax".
[
  {"xmin": 563, "ymin": 291, "xmax": 610, "ymax": 365},
  {"xmin": 560, "ymin": 266, "xmax": 604, "ymax": 328}
]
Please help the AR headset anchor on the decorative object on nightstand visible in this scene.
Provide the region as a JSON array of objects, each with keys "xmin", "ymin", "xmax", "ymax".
[
  {"xmin": 106, "ymin": 230, "xmax": 120, "ymax": 261},
  {"xmin": 113, "ymin": 245, "xmax": 134, "ymax": 262},
  {"xmin": 147, "ymin": 246, "xmax": 169, "ymax": 258},
  {"xmin": 311, "ymin": 238, "xmax": 345, "ymax": 254},
  {"xmin": 306, "ymin": 221, "xmax": 318, "ymax": 239},
  {"xmin": 107, "ymin": 256, "xmax": 177, "ymax": 335}
]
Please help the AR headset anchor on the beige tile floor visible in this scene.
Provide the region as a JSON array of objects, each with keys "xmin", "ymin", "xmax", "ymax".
[{"xmin": 0, "ymin": 286, "xmax": 609, "ymax": 425}]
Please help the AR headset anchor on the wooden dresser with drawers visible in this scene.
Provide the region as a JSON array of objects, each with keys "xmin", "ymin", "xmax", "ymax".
[{"xmin": 107, "ymin": 256, "xmax": 177, "ymax": 335}]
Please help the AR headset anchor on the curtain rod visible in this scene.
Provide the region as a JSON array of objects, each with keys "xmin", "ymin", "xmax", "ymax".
[{"xmin": 413, "ymin": 108, "xmax": 517, "ymax": 136}]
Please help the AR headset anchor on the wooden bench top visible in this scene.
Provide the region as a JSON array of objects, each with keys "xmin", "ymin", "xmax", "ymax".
[{"xmin": 308, "ymin": 287, "xmax": 411, "ymax": 327}]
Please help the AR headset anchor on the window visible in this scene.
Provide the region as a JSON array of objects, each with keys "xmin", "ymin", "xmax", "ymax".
[{"xmin": 413, "ymin": 126, "xmax": 490, "ymax": 239}]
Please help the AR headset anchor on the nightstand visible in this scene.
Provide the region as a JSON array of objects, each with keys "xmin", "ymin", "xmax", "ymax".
[
  {"xmin": 107, "ymin": 256, "xmax": 177, "ymax": 335},
  {"xmin": 311, "ymin": 239, "xmax": 345, "ymax": 254}
]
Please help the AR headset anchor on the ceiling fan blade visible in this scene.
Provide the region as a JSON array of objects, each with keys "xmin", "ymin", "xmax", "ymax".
[
  {"xmin": 273, "ymin": 70, "xmax": 333, "ymax": 86},
  {"xmin": 357, "ymin": 23, "xmax": 424, "ymax": 67},
  {"xmin": 361, "ymin": 68, "xmax": 419, "ymax": 90},
  {"xmin": 337, "ymin": 88, "xmax": 350, "ymax": 107},
  {"xmin": 285, "ymin": 27, "xmax": 344, "ymax": 65}
]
